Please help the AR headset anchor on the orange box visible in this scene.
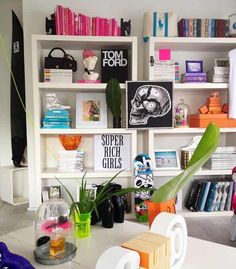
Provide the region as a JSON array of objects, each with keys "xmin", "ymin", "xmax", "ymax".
[
  {"xmin": 188, "ymin": 114, "xmax": 236, "ymax": 128},
  {"xmin": 199, "ymin": 105, "xmax": 208, "ymax": 114}
]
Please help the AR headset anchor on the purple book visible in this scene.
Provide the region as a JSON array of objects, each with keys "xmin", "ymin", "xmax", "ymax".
[
  {"xmin": 185, "ymin": 72, "xmax": 206, "ymax": 77},
  {"xmin": 182, "ymin": 73, "xmax": 207, "ymax": 82}
]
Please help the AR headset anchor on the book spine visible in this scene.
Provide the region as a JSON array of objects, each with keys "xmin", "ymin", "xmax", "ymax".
[
  {"xmin": 205, "ymin": 182, "xmax": 218, "ymax": 212},
  {"xmin": 193, "ymin": 182, "xmax": 203, "ymax": 211},
  {"xmin": 185, "ymin": 180, "xmax": 200, "ymax": 211},
  {"xmin": 55, "ymin": 5, "xmax": 60, "ymax": 35},
  {"xmin": 211, "ymin": 18, "xmax": 215, "ymax": 37},
  {"xmin": 178, "ymin": 19, "xmax": 184, "ymax": 37},
  {"xmin": 197, "ymin": 19, "xmax": 201, "ymax": 37},
  {"xmin": 59, "ymin": 5, "xmax": 63, "ymax": 35},
  {"xmin": 201, "ymin": 19, "xmax": 205, "ymax": 37},
  {"xmin": 219, "ymin": 181, "xmax": 230, "ymax": 211},
  {"xmin": 193, "ymin": 19, "xmax": 197, "ymax": 37},
  {"xmin": 199, "ymin": 181, "xmax": 211, "ymax": 211},
  {"xmin": 225, "ymin": 181, "xmax": 234, "ymax": 210},
  {"xmin": 208, "ymin": 19, "xmax": 212, "ymax": 37},
  {"xmin": 205, "ymin": 19, "xmax": 209, "ymax": 37},
  {"xmin": 92, "ymin": 17, "xmax": 96, "ymax": 36},
  {"xmin": 189, "ymin": 19, "xmax": 193, "ymax": 37},
  {"xmin": 185, "ymin": 19, "xmax": 189, "ymax": 37}
]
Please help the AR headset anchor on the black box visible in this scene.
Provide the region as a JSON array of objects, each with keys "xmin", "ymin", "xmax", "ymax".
[{"xmin": 101, "ymin": 49, "xmax": 128, "ymax": 83}]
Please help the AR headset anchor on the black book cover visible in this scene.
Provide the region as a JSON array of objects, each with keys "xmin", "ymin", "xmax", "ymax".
[
  {"xmin": 195, "ymin": 180, "xmax": 208, "ymax": 211},
  {"xmin": 185, "ymin": 180, "xmax": 202, "ymax": 211},
  {"xmin": 101, "ymin": 49, "xmax": 128, "ymax": 83}
]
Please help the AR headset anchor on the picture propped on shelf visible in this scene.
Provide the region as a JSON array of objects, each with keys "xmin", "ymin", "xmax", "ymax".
[
  {"xmin": 94, "ymin": 134, "xmax": 131, "ymax": 171},
  {"xmin": 154, "ymin": 149, "xmax": 180, "ymax": 170},
  {"xmin": 76, "ymin": 93, "xmax": 107, "ymax": 128},
  {"xmin": 126, "ymin": 81, "xmax": 173, "ymax": 129},
  {"xmin": 101, "ymin": 49, "xmax": 128, "ymax": 83}
]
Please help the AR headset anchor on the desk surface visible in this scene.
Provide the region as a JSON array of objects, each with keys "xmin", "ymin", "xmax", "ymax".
[{"xmin": 0, "ymin": 221, "xmax": 236, "ymax": 269}]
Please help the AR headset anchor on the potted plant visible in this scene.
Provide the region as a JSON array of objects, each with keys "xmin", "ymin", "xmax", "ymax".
[
  {"xmin": 105, "ymin": 78, "xmax": 122, "ymax": 128},
  {"xmin": 58, "ymin": 123, "xmax": 220, "ymax": 231}
]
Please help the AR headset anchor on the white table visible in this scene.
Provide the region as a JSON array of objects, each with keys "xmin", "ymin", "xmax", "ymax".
[{"xmin": 0, "ymin": 221, "xmax": 236, "ymax": 268}]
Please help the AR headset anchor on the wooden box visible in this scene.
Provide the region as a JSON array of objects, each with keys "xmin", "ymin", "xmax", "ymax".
[{"xmin": 188, "ymin": 114, "xmax": 236, "ymax": 128}]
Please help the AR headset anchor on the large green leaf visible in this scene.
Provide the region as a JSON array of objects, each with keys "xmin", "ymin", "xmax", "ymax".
[
  {"xmin": 106, "ymin": 78, "xmax": 121, "ymax": 117},
  {"xmin": 150, "ymin": 123, "xmax": 220, "ymax": 203}
]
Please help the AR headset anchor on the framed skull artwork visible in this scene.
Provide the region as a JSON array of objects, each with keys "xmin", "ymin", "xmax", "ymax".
[{"xmin": 126, "ymin": 81, "xmax": 173, "ymax": 129}]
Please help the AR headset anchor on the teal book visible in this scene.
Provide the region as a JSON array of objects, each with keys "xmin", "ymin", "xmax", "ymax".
[
  {"xmin": 204, "ymin": 180, "xmax": 219, "ymax": 212},
  {"xmin": 199, "ymin": 181, "xmax": 211, "ymax": 211}
]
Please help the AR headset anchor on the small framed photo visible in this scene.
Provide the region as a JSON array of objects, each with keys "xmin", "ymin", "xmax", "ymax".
[
  {"xmin": 126, "ymin": 81, "xmax": 173, "ymax": 129},
  {"xmin": 214, "ymin": 58, "xmax": 229, "ymax": 67},
  {"xmin": 49, "ymin": 185, "xmax": 62, "ymax": 199},
  {"xmin": 76, "ymin": 93, "xmax": 107, "ymax": 128},
  {"xmin": 186, "ymin": 60, "xmax": 203, "ymax": 73},
  {"xmin": 154, "ymin": 149, "xmax": 180, "ymax": 170}
]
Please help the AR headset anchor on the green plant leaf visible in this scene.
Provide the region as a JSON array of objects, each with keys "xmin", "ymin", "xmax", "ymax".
[
  {"xmin": 150, "ymin": 123, "xmax": 220, "ymax": 203},
  {"xmin": 106, "ymin": 78, "xmax": 121, "ymax": 117}
]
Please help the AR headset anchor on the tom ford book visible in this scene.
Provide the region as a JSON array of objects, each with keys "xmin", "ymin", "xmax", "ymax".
[{"xmin": 101, "ymin": 49, "xmax": 128, "ymax": 83}]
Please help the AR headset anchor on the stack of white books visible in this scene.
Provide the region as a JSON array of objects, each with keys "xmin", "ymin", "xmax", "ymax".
[
  {"xmin": 207, "ymin": 66, "xmax": 229, "ymax": 83},
  {"xmin": 57, "ymin": 149, "xmax": 84, "ymax": 172},
  {"xmin": 44, "ymin": 69, "xmax": 73, "ymax": 83},
  {"xmin": 153, "ymin": 61, "xmax": 179, "ymax": 82},
  {"xmin": 204, "ymin": 146, "xmax": 236, "ymax": 169}
]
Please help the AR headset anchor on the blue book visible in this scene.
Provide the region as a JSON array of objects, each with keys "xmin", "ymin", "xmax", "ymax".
[
  {"xmin": 225, "ymin": 181, "xmax": 234, "ymax": 211},
  {"xmin": 42, "ymin": 125, "xmax": 71, "ymax": 129},
  {"xmin": 45, "ymin": 109, "xmax": 69, "ymax": 116},
  {"xmin": 43, "ymin": 117, "xmax": 71, "ymax": 122},
  {"xmin": 208, "ymin": 19, "xmax": 212, "ymax": 37},
  {"xmin": 204, "ymin": 181, "xmax": 219, "ymax": 212},
  {"xmin": 185, "ymin": 19, "xmax": 189, "ymax": 37},
  {"xmin": 199, "ymin": 181, "xmax": 211, "ymax": 211},
  {"xmin": 211, "ymin": 19, "xmax": 215, "ymax": 37}
]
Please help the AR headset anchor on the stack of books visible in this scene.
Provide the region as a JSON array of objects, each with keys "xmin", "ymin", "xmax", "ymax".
[
  {"xmin": 207, "ymin": 66, "xmax": 230, "ymax": 83},
  {"xmin": 57, "ymin": 149, "xmax": 84, "ymax": 172},
  {"xmin": 44, "ymin": 69, "xmax": 73, "ymax": 83},
  {"xmin": 181, "ymin": 72, "xmax": 207, "ymax": 83},
  {"xmin": 42, "ymin": 109, "xmax": 71, "ymax": 129},
  {"xmin": 178, "ymin": 18, "xmax": 230, "ymax": 37},
  {"xmin": 54, "ymin": 5, "xmax": 122, "ymax": 36},
  {"xmin": 153, "ymin": 61, "xmax": 179, "ymax": 82},
  {"xmin": 185, "ymin": 178, "xmax": 234, "ymax": 212},
  {"xmin": 204, "ymin": 147, "xmax": 236, "ymax": 170}
]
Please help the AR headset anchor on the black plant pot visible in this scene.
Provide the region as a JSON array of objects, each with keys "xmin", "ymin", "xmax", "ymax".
[{"xmin": 113, "ymin": 116, "xmax": 121, "ymax": 128}]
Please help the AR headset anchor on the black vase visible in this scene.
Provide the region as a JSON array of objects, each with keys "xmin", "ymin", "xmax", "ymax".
[
  {"xmin": 112, "ymin": 195, "xmax": 125, "ymax": 223},
  {"xmin": 113, "ymin": 116, "xmax": 121, "ymax": 128},
  {"xmin": 100, "ymin": 198, "xmax": 114, "ymax": 228}
]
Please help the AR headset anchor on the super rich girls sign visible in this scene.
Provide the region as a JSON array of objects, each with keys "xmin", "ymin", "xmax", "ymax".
[{"xmin": 94, "ymin": 134, "xmax": 131, "ymax": 171}]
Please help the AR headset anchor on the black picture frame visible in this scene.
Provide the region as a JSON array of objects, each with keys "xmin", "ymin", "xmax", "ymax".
[
  {"xmin": 126, "ymin": 81, "xmax": 173, "ymax": 129},
  {"xmin": 185, "ymin": 60, "xmax": 203, "ymax": 73}
]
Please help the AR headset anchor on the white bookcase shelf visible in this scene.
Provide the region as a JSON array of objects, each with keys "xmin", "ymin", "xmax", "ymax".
[{"xmin": 30, "ymin": 34, "xmax": 138, "ymax": 209}]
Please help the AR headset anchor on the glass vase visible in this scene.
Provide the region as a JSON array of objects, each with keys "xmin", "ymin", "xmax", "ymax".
[{"xmin": 74, "ymin": 212, "xmax": 91, "ymax": 238}]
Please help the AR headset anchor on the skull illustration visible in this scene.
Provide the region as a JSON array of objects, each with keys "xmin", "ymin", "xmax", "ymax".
[
  {"xmin": 134, "ymin": 174, "xmax": 153, "ymax": 200},
  {"xmin": 129, "ymin": 84, "xmax": 171, "ymax": 125}
]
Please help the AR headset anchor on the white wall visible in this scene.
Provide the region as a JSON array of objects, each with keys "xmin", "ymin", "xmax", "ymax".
[
  {"xmin": 22, "ymin": 0, "xmax": 236, "ymax": 209},
  {"xmin": 0, "ymin": 0, "xmax": 23, "ymax": 166}
]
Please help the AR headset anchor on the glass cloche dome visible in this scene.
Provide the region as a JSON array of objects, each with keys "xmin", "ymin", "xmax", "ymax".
[{"xmin": 34, "ymin": 196, "xmax": 77, "ymax": 265}]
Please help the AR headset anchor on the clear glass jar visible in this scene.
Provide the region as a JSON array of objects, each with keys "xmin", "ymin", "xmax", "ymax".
[
  {"xmin": 34, "ymin": 197, "xmax": 77, "ymax": 265},
  {"xmin": 174, "ymin": 99, "xmax": 190, "ymax": 128}
]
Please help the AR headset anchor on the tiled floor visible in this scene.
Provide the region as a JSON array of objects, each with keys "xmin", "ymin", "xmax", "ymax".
[{"xmin": 0, "ymin": 199, "xmax": 235, "ymax": 248}]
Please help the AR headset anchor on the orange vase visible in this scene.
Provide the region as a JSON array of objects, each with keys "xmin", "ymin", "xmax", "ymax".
[
  {"xmin": 59, "ymin": 135, "xmax": 82, "ymax": 150},
  {"xmin": 145, "ymin": 199, "xmax": 176, "ymax": 227}
]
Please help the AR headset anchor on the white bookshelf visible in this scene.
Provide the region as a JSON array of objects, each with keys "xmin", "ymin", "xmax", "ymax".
[
  {"xmin": 31, "ymin": 35, "xmax": 138, "ymax": 210},
  {"xmin": 144, "ymin": 37, "xmax": 236, "ymax": 216}
]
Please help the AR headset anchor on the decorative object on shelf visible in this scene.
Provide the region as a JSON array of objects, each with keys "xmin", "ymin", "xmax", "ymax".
[
  {"xmin": 178, "ymin": 18, "xmax": 230, "ymax": 37},
  {"xmin": 44, "ymin": 47, "xmax": 77, "ymax": 72},
  {"xmin": 101, "ymin": 49, "xmax": 128, "ymax": 83},
  {"xmin": 45, "ymin": 93, "xmax": 71, "ymax": 110},
  {"xmin": 120, "ymin": 18, "xmax": 131, "ymax": 36},
  {"xmin": 134, "ymin": 154, "xmax": 153, "ymax": 222},
  {"xmin": 0, "ymin": 242, "xmax": 34, "ymax": 269},
  {"xmin": 143, "ymin": 11, "xmax": 178, "ymax": 41},
  {"xmin": 44, "ymin": 68, "xmax": 73, "ymax": 83},
  {"xmin": 229, "ymin": 13, "xmax": 236, "ymax": 37},
  {"xmin": 49, "ymin": 186, "xmax": 62, "ymax": 199},
  {"xmin": 230, "ymin": 166, "xmax": 236, "ymax": 241},
  {"xmin": 59, "ymin": 134, "xmax": 81, "ymax": 150},
  {"xmin": 207, "ymin": 59, "xmax": 229, "ymax": 83},
  {"xmin": 94, "ymin": 134, "xmax": 131, "ymax": 171},
  {"xmin": 174, "ymin": 99, "xmax": 189, "ymax": 128},
  {"xmin": 76, "ymin": 92, "xmax": 107, "ymax": 128},
  {"xmin": 154, "ymin": 149, "xmax": 180, "ymax": 170},
  {"xmin": 105, "ymin": 78, "xmax": 122, "ymax": 128},
  {"xmin": 186, "ymin": 60, "xmax": 203, "ymax": 73},
  {"xmin": 45, "ymin": 13, "xmax": 56, "ymax": 35},
  {"xmin": 229, "ymin": 49, "xmax": 236, "ymax": 119},
  {"xmin": 126, "ymin": 81, "xmax": 173, "ymax": 129},
  {"xmin": 188, "ymin": 91, "xmax": 236, "ymax": 127},
  {"xmin": 180, "ymin": 136, "xmax": 202, "ymax": 169},
  {"xmin": 78, "ymin": 49, "xmax": 100, "ymax": 83},
  {"xmin": 34, "ymin": 195, "xmax": 77, "ymax": 264}
]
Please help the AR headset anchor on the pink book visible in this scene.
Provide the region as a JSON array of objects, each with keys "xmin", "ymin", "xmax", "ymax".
[
  {"xmin": 63, "ymin": 7, "xmax": 68, "ymax": 35},
  {"xmin": 117, "ymin": 26, "xmax": 121, "ymax": 36},
  {"xmin": 78, "ymin": 14, "xmax": 83, "ymax": 35},
  {"xmin": 58, "ymin": 6, "xmax": 63, "ymax": 35},
  {"xmin": 74, "ymin": 14, "xmax": 79, "ymax": 35},
  {"xmin": 95, "ymin": 17, "xmax": 100, "ymax": 36},
  {"xmin": 104, "ymin": 18, "xmax": 109, "ymax": 36},
  {"xmin": 87, "ymin": 16, "xmax": 91, "ymax": 35},
  {"xmin": 81, "ymin": 14, "xmax": 86, "ymax": 35},
  {"xmin": 92, "ymin": 17, "xmax": 96, "ymax": 36},
  {"xmin": 111, "ymin": 18, "xmax": 117, "ymax": 36},
  {"xmin": 68, "ymin": 9, "xmax": 72, "ymax": 35},
  {"xmin": 108, "ymin": 18, "xmax": 112, "ymax": 36},
  {"xmin": 99, "ymin": 18, "xmax": 105, "ymax": 36},
  {"xmin": 55, "ymin": 5, "xmax": 60, "ymax": 35},
  {"xmin": 71, "ymin": 12, "xmax": 75, "ymax": 35}
]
